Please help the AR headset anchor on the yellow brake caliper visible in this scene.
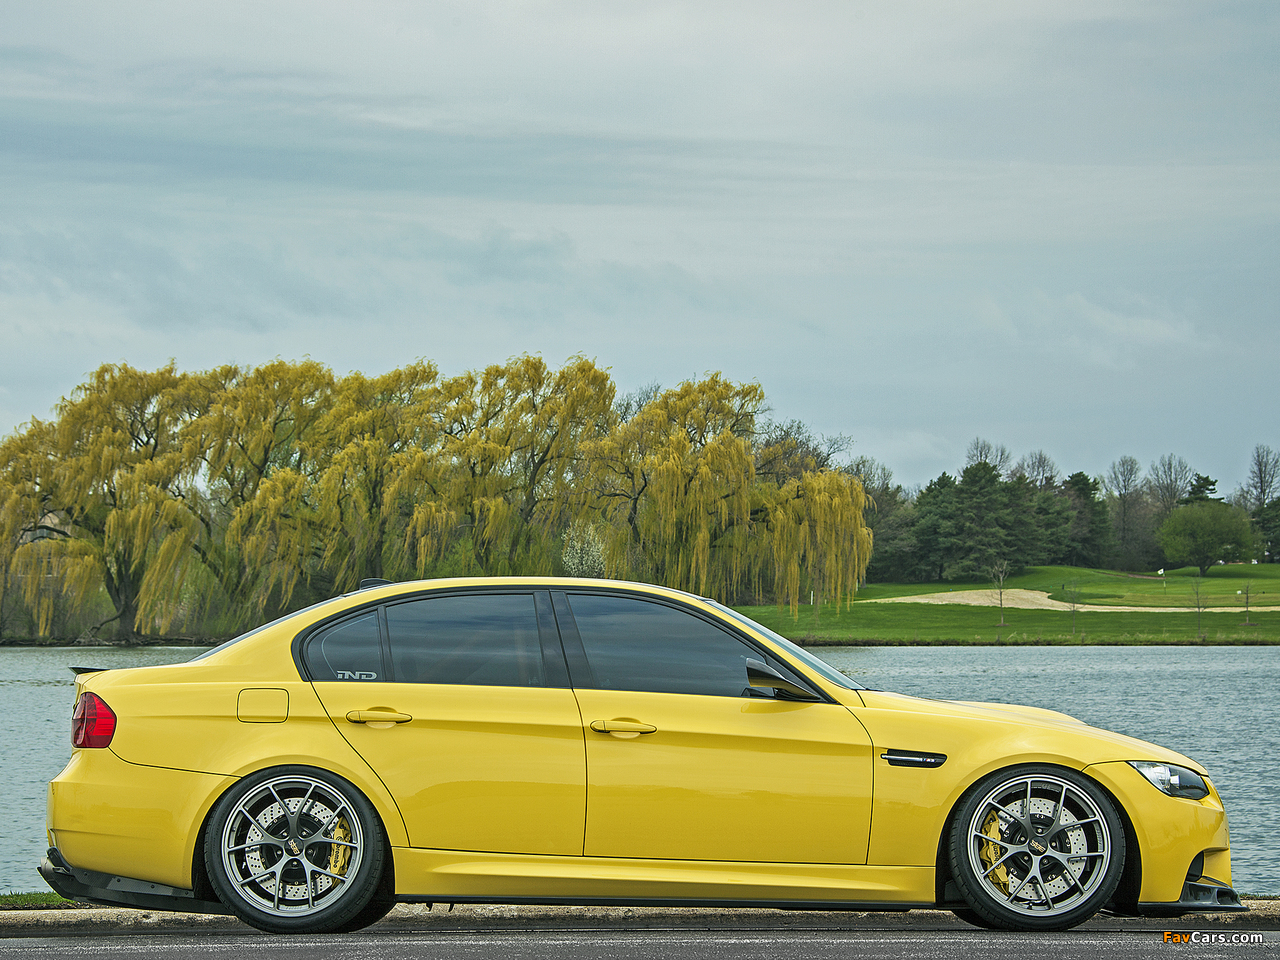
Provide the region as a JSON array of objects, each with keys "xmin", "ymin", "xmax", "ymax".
[
  {"xmin": 980, "ymin": 811, "xmax": 1009, "ymax": 894},
  {"xmin": 327, "ymin": 818, "xmax": 352, "ymax": 878}
]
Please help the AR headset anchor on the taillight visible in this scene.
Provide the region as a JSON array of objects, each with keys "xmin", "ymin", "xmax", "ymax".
[{"xmin": 72, "ymin": 692, "xmax": 116, "ymax": 748}]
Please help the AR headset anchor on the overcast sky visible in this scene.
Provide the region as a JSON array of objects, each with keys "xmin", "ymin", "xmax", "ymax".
[{"xmin": 1, "ymin": 1, "xmax": 1276, "ymax": 492}]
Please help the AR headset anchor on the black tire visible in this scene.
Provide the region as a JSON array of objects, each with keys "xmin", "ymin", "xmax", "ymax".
[
  {"xmin": 204, "ymin": 766, "xmax": 390, "ymax": 934},
  {"xmin": 329, "ymin": 894, "xmax": 397, "ymax": 933},
  {"xmin": 951, "ymin": 907, "xmax": 1001, "ymax": 929},
  {"xmin": 947, "ymin": 765, "xmax": 1125, "ymax": 931}
]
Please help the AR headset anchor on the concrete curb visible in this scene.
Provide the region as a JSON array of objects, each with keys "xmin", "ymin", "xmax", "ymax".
[{"xmin": 2, "ymin": 901, "xmax": 1277, "ymax": 938}]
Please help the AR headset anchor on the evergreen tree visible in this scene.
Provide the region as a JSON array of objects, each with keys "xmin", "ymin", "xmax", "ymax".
[
  {"xmin": 952, "ymin": 462, "xmax": 1011, "ymax": 576},
  {"xmin": 1060, "ymin": 472, "xmax": 1110, "ymax": 567},
  {"xmin": 1180, "ymin": 474, "xmax": 1222, "ymax": 504},
  {"xmin": 912, "ymin": 473, "xmax": 959, "ymax": 581}
]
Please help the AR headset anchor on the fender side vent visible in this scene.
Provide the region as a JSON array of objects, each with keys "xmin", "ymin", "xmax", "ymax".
[{"xmin": 881, "ymin": 749, "xmax": 947, "ymax": 768}]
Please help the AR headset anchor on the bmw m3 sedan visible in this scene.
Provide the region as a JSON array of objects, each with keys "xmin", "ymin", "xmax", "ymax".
[{"xmin": 41, "ymin": 578, "xmax": 1244, "ymax": 933}]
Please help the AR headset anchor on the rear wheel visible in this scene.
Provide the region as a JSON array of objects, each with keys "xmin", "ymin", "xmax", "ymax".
[
  {"xmin": 205, "ymin": 766, "xmax": 389, "ymax": 934},
  {"xmin": 948, "ymin": 765, "xmax": 1125, "ymax": 931}
]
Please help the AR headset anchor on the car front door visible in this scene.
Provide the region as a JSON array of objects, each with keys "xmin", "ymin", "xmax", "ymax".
[
  {"xmin": 557, "ymin": 592, "xmax": 873, "ymax": 865},
  {"xmin": 305, "ymin": 590, "xmax": 585, "ymax": 857}
]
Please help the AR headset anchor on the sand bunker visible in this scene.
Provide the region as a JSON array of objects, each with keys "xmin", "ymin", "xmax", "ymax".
[{"xmin": 866, "ymin": 588, "xmax": 1280, "ymax": 614}]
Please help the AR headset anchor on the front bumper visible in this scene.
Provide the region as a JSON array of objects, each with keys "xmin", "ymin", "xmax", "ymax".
[
  {"xmin": 40, "ymin": 847, "xmax": 228, "ymax": 915},
  {"xmin": 1136, "ymin": 878, "xmax": 1247, "ymax": 917}
]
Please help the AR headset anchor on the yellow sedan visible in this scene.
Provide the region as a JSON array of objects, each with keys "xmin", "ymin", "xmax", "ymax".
[{"xmin": 42, "ymin": 577, "xmax": 1243, "ymax": 933}]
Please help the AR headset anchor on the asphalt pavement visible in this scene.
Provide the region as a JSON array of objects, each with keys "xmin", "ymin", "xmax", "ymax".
[
  {"xmin": 1, "ymin": 900, "xmax": 1277, "ymax": 940},
  {"xmin": 0, "ymin": 926, "xmax": 1276, "ymax": 960}
]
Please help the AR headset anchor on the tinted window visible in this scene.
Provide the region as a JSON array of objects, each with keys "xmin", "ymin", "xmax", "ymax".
[
  {"xmin": 386, "ymin": 594, "xmax": 544, "ymax": 687},
  {"xmin": 567, "ymin": 594, "xmax": 760, "ymax": 697},
  {"xmin": 305, "ymin": 612, "xmax": 384, "ymax": 681}
]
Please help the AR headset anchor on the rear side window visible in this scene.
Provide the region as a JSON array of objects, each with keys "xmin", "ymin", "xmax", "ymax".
[
  {"xmin": 386, "ymin": 594, "xmax": 544, "ymax": 687},
  {"xmin": 567, "ymin": 594, "xmax": 761, "ymax": 698},
  {"xmin": 304, "ymin": 612, "xmax": 383, "ymax": 681}
]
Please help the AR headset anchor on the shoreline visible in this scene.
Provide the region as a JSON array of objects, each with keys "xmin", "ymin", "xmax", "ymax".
[
  {"xmin": 7, "ymin": 641, "xmax": 1280, "ymax": 649},
  {"xmin": 799, "ymin": 636, "xmax": 1280, "ymax": 646},
  {"xmin": 0, "ymin": 638, "xmax": 217, "ymax": 648},
  {"xmin": 4, "ymin": 637, "xmax": 1279, "ymax": 649}
]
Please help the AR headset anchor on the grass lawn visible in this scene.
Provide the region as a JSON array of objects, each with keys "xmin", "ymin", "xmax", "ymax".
[
  {"xmin": 735, "ymin": 564, "xmax": 1280, "ymax": 645},
  {"xmin": 0, "ymin": 891, "xmax": 81, "ymax": 910}
]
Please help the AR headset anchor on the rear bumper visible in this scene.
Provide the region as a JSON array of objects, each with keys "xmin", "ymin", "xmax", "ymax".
[
  {"xmin": 40, "ymin": 847, "xmax": 228, "ymax": 915},
  {"xmin": 47, "ymin": 748, "xmax": 236, "ymax": 890}
]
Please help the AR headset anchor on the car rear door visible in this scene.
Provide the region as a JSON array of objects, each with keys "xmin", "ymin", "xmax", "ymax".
[{"xmin": 304, "ymin": 590, "xmax": 585, "ymax": 857}]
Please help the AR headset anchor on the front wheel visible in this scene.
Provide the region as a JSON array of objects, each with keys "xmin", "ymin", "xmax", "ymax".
[
  {"xmin": 205, "ymin": 766, "xmax": 389, "ymax": 934},
  {"xmin": 948, "ymin": 765, "xmax": 1125, "ymax": 931}
]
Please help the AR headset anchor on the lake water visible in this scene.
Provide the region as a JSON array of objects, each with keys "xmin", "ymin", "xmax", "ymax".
[{"xmin": 4, "ymin": 644, "xmax": 1277, "ymax": 896}]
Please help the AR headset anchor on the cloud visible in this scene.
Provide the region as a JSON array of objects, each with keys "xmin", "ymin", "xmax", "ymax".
[
  {"xmin": 0, "ymin": 2, "xmax": 1276, "ymax": 494},
  {"xmin": 1066, "ymin": 294, "xmax": 1199, "ymax": 349}
]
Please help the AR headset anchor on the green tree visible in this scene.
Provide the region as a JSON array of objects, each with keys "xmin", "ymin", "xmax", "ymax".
[
  {"xmin": 1029, "ymin": 483, "xmax": 1072, "ymax": 565},
  {"xmin": 913, "ymin": 473, "xmax": 959, "ymax": 581},
  {"xmin": 952, "ymin": 461, "xmax": 1011, "ymax": 576},
  {"xmin": 851, "ymin": 457, "xmax": 916, "ymax": 583},
  {"xmin": 1157, "ymin": 502, "xmax": 1255, "ymax": 576},
  {"xmin": 1060, "ymin": 472, "xmax": 1109, "ymax": 568},
  {"xmin": 1180, "ymin": 473, "xmax": 1223, "ymax": 505},
  {"xmin": 1255, "ymin": 499, "xmax": 1280, "ymax": 564}
]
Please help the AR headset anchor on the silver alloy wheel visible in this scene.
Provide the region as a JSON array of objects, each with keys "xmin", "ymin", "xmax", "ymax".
[
  {"xmin": 963, "ymin": 772, "xmax": 1112, "ymax": 920},
  {"xmin": 218, "ymin": 773, "xmax": 366, "ymax": 918}
]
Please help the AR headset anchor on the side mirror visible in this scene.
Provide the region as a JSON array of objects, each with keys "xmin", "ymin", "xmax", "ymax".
[{"xmin": 745, "ymin": 658, "xmax": 822, "ymax": 702}]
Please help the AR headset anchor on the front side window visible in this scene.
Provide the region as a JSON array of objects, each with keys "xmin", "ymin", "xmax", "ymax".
[
  {"xmin": 708, "ymin": 601, "xmax": 863, "ymax": 690},
  {"xmin": 567, "ymin": 594, "xmax": 768, "ymax": 698},
  {"xmin": 304, "ymin": 611, "xmax": 383, "ymax": 681},
  {"xmin": 386, "ymin": 593, "xmax": 544, "ymax": 687}
]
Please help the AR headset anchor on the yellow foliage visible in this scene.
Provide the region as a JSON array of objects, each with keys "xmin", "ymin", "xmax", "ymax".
[
  {"xmin": 0, "ymin": 357, "xmax": 873, "ymax": 638},
  {"xmin": 394, "ymin": 355, "xmax": 614, "ymax": 577},
  {"xmin": 767, "ymin": 469, "xmax": 872, "ymax": 615},
  {"xmin": 2, "ymin": 364, "xmax": 193, "ymax": 636},
  {"xmin": 583, "ymin": 374, "xmax": 763, "ymax": 600}
]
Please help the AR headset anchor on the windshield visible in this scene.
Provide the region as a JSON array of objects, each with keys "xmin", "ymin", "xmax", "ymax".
[
  {"xmin": 186, "ymin": 598, "xmax": 337, "ymax": 662},
  {"xmin": 708, "ymin": 602, "xmax": 863, "ymax": 690}
]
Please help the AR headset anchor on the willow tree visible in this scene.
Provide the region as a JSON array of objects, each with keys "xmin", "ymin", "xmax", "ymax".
[
  {"xmin": 395, "ymin": 355, "xmax": 614, "ymax": 576},
  {"xmin": 313, "ymin": 362, "xmax": 441, "ymax": 592},
  {"xmin": 0, "ymin": 422, "xmax": 60, "ymax": 636},
  {"xmin": 182, "ymin": 360, "xmax": 335, "ymax": 624},
  {"xmin": 2, "ymin": 364, "xmax": 193, "ymax": 638},
  {"xmin": 767, "ymin": 469, "xmax": 873, "ymax": 616},
  {"xmin": 582, "ymin": 374, "xmax": 764, "ymax": 600}
]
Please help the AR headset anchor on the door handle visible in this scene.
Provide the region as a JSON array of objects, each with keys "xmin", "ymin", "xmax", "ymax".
[
  {"xmin": 589, "ymin": 719, "xmax": 657, "ymax": 735},
  {"xmin": 345, "ymin": 710, "xmax": 413, "ymax": 724}
]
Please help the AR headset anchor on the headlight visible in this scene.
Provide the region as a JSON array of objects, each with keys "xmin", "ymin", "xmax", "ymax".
[{"xmin": 1130, "ymin": 761, "xmax": 1210, "ymax": 800}]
